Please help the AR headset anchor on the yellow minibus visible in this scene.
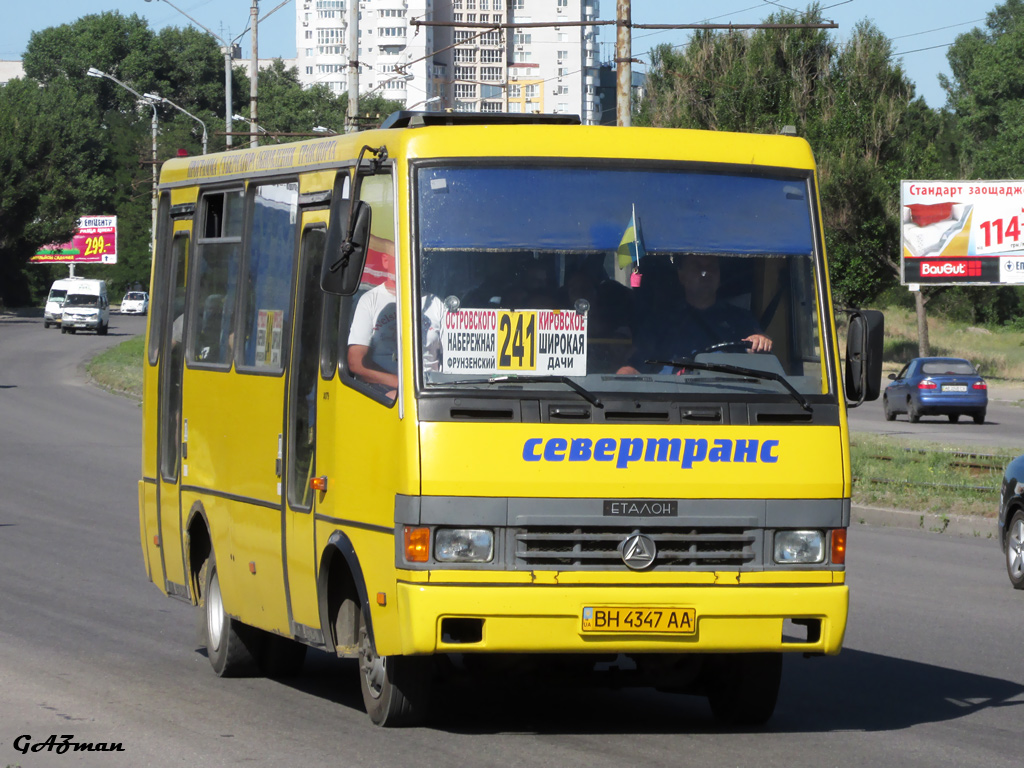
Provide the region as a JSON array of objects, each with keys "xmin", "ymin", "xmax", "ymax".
[{"xmin": 139, "ymin": 111, "xmax": 882, "ymax": 727}]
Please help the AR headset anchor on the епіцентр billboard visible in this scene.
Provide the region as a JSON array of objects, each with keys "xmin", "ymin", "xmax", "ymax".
[{"xmin": 29, "ymin": 216, "xmax": 117, "ymax": 265}]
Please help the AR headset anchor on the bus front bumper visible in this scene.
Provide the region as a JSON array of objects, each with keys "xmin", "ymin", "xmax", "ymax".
[{"xmin": 395, "ymin": 581, "xmax": 848, "ymax": 656}]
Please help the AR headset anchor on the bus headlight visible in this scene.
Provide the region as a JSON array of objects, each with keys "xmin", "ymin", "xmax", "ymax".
[
  {"xmin": 773, "ymin": 530, "xmax": 824, "ymax": 564},
  {"xmin": 434, "ymin": 529, "xmax": 494, "ymax": 563}
]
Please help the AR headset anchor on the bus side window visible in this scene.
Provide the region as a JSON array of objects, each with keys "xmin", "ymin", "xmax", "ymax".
[
  {"xmin": 339, "ymin": 173, "xmax": 398, "ymax": 404},
  {"xmin": 320, "ymin": 291, "xmax": 340, "ymax": 380},
  {"xmin": 191, "ymin": 190, "xmax": 244, "ymax": 367},
  {"xmin": 240, "ymin": 182, "xmax": 299, "ymax": 371}
]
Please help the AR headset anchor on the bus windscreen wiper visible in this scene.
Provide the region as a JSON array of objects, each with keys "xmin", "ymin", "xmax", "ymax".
[
  {"xmin": 648, "ymin": 359, "xmax": 813, "ymax": 413},
  {"xmin": 441, "ymin": 374, "xmax": 604, "ymax": 409}
]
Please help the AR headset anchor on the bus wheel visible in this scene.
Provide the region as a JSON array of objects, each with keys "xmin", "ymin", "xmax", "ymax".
[
  {"xmin": 202, "ymin": 553, "xmax": 261, "ymax": 677},
  {"xmin": 357, "ymin": 608, "xmax": 432, "ymax": 727},
  {"xmin": 706, "ymin": 653, "xmax": 782, "ymax": 727}
]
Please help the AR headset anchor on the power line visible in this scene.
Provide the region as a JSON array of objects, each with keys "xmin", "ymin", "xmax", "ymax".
[
  {"xmin": 892, "ymin": 42, "xmax": 954, "ymax": 57},
  {"xmin": 890, "ymin": 19, "xmax": 986, "ymax": 41},
  {"xmin": 630, "ymin": 9, "xmax": 983, "ymax": 66}
]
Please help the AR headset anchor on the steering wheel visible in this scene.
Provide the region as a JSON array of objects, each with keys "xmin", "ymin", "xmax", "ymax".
[{"xmin": 697, "ymin": 339, "xmax": 754, "ymax": 354}]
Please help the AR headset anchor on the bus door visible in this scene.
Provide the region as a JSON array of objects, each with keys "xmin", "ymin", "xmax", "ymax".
[
  {"xmin": 156, "ymin": 228, "xmax": 190, "ymax": 596},
  {"xmin": 283, "ymin": 218, "xmax": 329, "ymax": 637}
]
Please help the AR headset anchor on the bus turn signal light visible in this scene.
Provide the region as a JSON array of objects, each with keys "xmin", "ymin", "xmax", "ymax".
[
  {"xmin": 404, "ymin": 527, "xmax": 430, "ymax": 563},
  {"xmin": 310, "ymin": 476, "xmax": 328, "ymax": 492},
  {"xmin": 831, "ymin": 529, "xmax": 847, "ymax": 565}
]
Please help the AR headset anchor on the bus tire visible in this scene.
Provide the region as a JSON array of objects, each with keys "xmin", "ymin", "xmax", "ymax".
[
  {"xmin": 202, "ymin": 553, "xmax": 261, "ymax": 677},
  {"xmin": 706, "ymin": 652, "xmax": 782, "ymax": 727},
  {"xmin": 357, "ymin": 607, "xmax": 432, "ymax": 727}
]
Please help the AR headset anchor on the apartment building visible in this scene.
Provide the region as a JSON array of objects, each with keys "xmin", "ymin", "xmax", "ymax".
[
  {"xmin": 0, "ymin": 60, "xmax": 26, "ymax": 87},
  {"xmin": 295, "ymin": 0, "xmax": 601, "ymax": 123},
  {"xmin": 295, "ymin": 1, "xmax": 437, "ymax": 110},
  {"xmin": 504, "ymin": 0, "xmax": 600, "ymax": 123}
]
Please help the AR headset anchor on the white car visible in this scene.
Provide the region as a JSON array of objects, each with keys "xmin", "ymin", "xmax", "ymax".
[{"xmin": 121, "ymin": 291, "xmax": 149, "ymax": 315}]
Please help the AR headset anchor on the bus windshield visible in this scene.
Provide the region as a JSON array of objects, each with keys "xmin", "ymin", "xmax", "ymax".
[{"xmin": 416, "ymin": 163, "xmax": 828, "ymax": 398}]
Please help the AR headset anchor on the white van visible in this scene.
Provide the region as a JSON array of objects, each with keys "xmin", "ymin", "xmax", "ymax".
[
  {"xmin": 43, "ymin": 277, "xmax": 83, "ymax": 328},
  {"xmin": 60, "ymin": 279, "xmax": 109, "ymax": 335}
]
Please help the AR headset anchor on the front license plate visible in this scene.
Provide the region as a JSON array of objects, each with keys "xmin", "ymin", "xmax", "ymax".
[
  {"xmin": 582, "ymin": 606, "xmax": 696, "ymax": 634},
  {"xmin": 942, "ymin": 385, "xmax": 968, "ymax": 392}
]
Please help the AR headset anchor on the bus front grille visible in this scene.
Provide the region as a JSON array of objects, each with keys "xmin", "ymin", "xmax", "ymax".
[{"xmin": 513, "ymin": 527, "xmax": 758, "ymax": 570}]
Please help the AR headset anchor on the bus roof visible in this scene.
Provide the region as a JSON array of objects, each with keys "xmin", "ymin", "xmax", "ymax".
[{"xmin": 156, "ymin": 112, "xmax": 817, "ymax": 188}]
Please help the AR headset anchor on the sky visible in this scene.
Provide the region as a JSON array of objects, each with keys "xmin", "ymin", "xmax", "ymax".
[{"xmin": 0, "ymin": 1, "xmax": 998, "ymax": 109}]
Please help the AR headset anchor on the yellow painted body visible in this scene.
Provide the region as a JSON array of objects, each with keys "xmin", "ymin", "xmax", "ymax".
[
  {"xmin": 420, "ymin": 422, "xmax": 845, "ymax": 499},
  {"xmin": 139, "ymin": 120, "xmax": 851, "ymax": 662}
]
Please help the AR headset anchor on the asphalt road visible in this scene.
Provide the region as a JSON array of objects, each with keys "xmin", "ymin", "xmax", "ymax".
[
  {"xmin": 846, "ymin": 379, "xmax": 1024, "ymax": 450},
  {"xmin": 1, "ymin": 313, "xmax": 1022, "ymax": 767}
]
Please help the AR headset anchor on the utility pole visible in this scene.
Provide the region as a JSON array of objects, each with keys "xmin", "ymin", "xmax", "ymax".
[
  {"xmin": 346, "ymin": 0, "xmax": 359, "ymax": 133},
  {"xmin": 616, "ymin": 0, "xmax": 631, "ymax": 127},
  {"xmin": 412, "ymin": 15, "xmax": 836, "ymax": 128},
  {"xmin": 250, "ymin": 0, "xmax": 259, "ymax": 147},
  {"xmin": 144, "ymin": 0, "xmax": 241, "ymax": 147}
]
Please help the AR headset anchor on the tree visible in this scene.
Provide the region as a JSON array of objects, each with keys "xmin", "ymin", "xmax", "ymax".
[
  {"xmin": 23, "ymin": 12, "xmax": 156, "ymax": 88},
  {"xmin": 233, "ymin": 59, "xmax": 403, "ymax": 138},
  {"xmin": 636, "ymin": 5, "xmax": 938, "ymax": 309},
  {"xmin": 0, "ymin": 77, "xmax": 110, "ymax": 305},
  {"xmin": 915, "ymin": 1, "xmax": 1024, "ymax": 335},
  {"xmin": 942, "ymin": 0, "xmax": 1024, "ymax": 178},
  {"xmin": 4, "ymin": 14, "xmax": 402, "ymax": 306}
]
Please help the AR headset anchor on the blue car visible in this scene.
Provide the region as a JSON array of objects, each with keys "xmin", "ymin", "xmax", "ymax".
[{"xmin": 882, "ymin": 356, "xmax": 987, "ymax": 424}]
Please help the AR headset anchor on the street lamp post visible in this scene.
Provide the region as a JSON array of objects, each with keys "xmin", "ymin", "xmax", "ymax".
[
  {"xmin": 145, "ymin": 93, "xmax": 208, "ymax": 155},
  {"xmin": 147, "ymin": 0, "xmax": 295, "ymax": 148},
  {"xmin": 144, "ymin": 0, "xmax": 239, "ymax": 148},
  {"xmin": 87, "ymin": 67, "xmax": 158, "ymax": 258},
  {"xmin": 407, "ymin": 96, "xmax": 442, "ymax": 111},
  {"xmin": 232, "ymin": 113, "xmax": 272, "ymax": 141}
]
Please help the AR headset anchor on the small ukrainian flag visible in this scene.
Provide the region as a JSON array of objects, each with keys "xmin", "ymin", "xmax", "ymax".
[{"xmin": 616, "ymin": 204, "xmax": 647, "ymax": 270}]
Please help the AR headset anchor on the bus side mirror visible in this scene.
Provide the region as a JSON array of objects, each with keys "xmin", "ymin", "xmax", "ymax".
[
  {"xmin": 321, "ymin": 199, "xmax": 371, "ymax": 296},
  {"xmin": 844, "ymin": 308, "xmax": 884, "ymax": 407}
]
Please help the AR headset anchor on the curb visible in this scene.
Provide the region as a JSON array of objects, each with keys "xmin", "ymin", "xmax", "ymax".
[{"xmin": 852, "ymin": 504, "xmax": 996, "ymax": 539}]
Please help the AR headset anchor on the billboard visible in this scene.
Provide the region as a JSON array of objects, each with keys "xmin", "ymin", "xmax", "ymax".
[
  {"xmin": 30, "ymin": 216, "xmax": 117, "ymax": 265},
  {"xmin": 900, "ymin": 181, "xmax": 1024, "ymax": 286}
]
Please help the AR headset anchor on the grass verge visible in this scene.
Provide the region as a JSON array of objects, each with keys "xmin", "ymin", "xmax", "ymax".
[
  {"xmin": 850, "ymin": 433, "xmax": 1010, "ymax": 518},
  {"xmin": 86, "ymin": 335, "xmax": 144, "ymax": 401}
]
